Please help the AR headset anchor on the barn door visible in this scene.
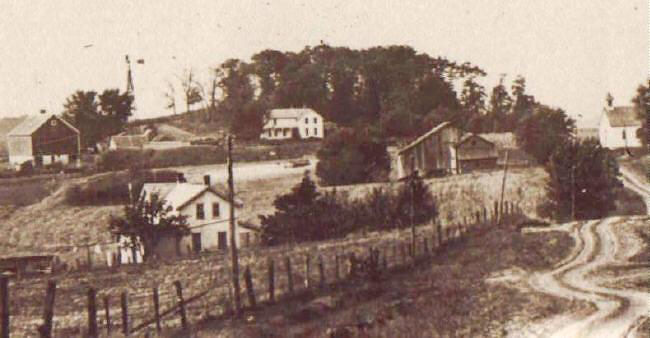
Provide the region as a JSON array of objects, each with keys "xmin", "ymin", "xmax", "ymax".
[{"xmin": 191, "ymin": 233, "xmax": 202, "ymax": 254}]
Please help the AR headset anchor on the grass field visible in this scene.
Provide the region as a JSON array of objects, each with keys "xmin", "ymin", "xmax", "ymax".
[{"xmin": 190, "ymin": 222, "xmax": 579, "ymax": 337}]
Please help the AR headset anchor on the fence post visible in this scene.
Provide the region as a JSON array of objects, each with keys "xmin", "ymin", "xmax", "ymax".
[
  {"xmin": 423, "ymin": 237, "xmax": 429, "ymax": 256},
  {"xmin": 120, "ymin": 292, "xmax": 129, "ymax": 336},
  {"xmin": 1, "ymin": 277, "xmax": 8, "ymax": 338},
  {"xmin": 318, "ymin": 256, "xmax": 325, "ymax": 289},
  {"xmin": 268, "ymin": 259, "xmax": 275, "ymax": 303},
  {"xmin": 285, "ymin": 257, "xmax": 294, "ymax": 295},
  {"xmin": 87, "ymin": 287, "xmax": 98, "ymax": 338},
  {"xmin": 103, "ymin": 296, "xmax": 111, "ymax": 336},
  {"xmin": 243, "ymin": 266, "xmax": 256, "ymax": 309},
  {"xmin": 437, "ymin": 224, "xmax": 443, "ymax": 248},
  {"xmin": 349, "ymin": 253, "xmax": 357, "ymax": 277},
  {"xmin": 304, "ymin": 254, "xmax": 311, "ymax": 289},
  {"xmin": 334, "ymin": 255, "xmax": 340, "ymax": 281},
  {"xmin": 494, "ymin": 201, "xmax": 499, "ymax": 224},
  {"xmin": 173, "ymin": 281, "xmax": 188, "ymax": 330},
  {"xmin": 483, "ymin": 207, "xmax": 488, "ymax": 224},
  {"xmin": 152, "ymin": 288, "xmax": 161, "ymax": 333},
  {"xmin": 39, "ymin": 280, "xmax": 56, "ymax": 338},
  {"xmin": 382, "ymin": 248, "xmax": 388, "ymax": 270}
]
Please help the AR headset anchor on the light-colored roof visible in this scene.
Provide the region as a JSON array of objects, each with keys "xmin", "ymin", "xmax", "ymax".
[
  {"xmin": 268, "ymin": 108, "xmax": 319, "ymax": 120},
  {"xmin": 398, "ymin": 121, "xmax": 452, "ymax": 154},
  {"xmin": 7, "ymin": 114, "xmax": 79, "ymax": 136},
  {"xmin": 479, "ymin": 132, "xmax": 518, "ymax": 149},
  {"xmin": 604, "ymin": 106, "xmax": 641, "ymax": 128},
  {"xmin": 110, "ymin": 135, "xmax": 148, "ymax": 148},
  {"xmin": 141, "ymin": 182, "xmax": 241, "ymax": 211}
]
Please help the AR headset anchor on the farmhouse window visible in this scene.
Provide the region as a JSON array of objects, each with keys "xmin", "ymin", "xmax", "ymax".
[
  {"xmin": 196, "ymin": 203, "xmax": 205, "ymax": 220},
  {"xmin": 622, "ymin": 129, "xmax": 626, "ymax": 139},
  {"xmin": 273, "ymin": 118, "xmax": 277, "ymax": 125},
  {"xmin": 305, "ymin": 117, "xmax": 309, "ymax": 124},
  {"xmin": 283, "ymin": 129, "xmax": 288, "ymax": 137},
  {"xmin": 313, "ymin": 117, "xmax": 317, "ymax": 123},
  {"xmin": 212, "ymin": 202, "xmax": 220, "ymax": 218},
  {"xmin": 314, "ymin": 128, "xmax": 317, "ymax": 135},
  {"xmin": 305, "ymin": 128, "xmax": 309, "ymax": 136},
  {"xmin": 268, "ymin": 130, "xmax": 272, "ymax": 137}
]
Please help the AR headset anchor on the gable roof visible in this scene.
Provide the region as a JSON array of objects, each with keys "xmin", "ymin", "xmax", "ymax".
[
  {"xmin": 268, "ymin": 108, "xmax": 319, "ymax": 120},
  {"xmin": 7, "ymin": 114, "xmax": 79, "ymax": 137},
  {"xmin": 110, "ymin": 134, "xmax": 148, "ymax": 148},
  {"xmin": 604, "ymin": 106, "xmax": 641, "ymax": 128},
  {"xmin": 398, "ymin": 121, "xmax": 452, "ymax": 154},
  {"xmin": 141, "ymin": 182, "xmax": 242, "ymax": 212},
  {"xmin": 457, "ymin": 133, "xmax": 494, "ymax": 146},
  {"xmin": 479, "ymin": 132, "xmax": 518, "ymax": 149}
]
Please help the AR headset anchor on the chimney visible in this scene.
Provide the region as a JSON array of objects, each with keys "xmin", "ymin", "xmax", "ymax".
[
  {"xmin": 203, "ymin": 174, "xmax": 211, "ymax": 186},
  {"xmin": 176, "ymin": 173, "xmax": 185, "ymax": 184}
]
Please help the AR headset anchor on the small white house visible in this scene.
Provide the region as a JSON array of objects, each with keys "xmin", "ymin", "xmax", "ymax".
[
  {"xmin": 598, "ymin": 106, "xmax": 642, "ymax": 149},
  {"xmin": 116, "ymin": 176, "xmax": 256, "ymax": 263},
  {"xmin": 261, "ymin": 108, "xmax": 324, "ymax": 140}
]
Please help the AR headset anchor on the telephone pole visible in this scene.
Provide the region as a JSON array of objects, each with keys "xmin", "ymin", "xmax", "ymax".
[{"xmin": 227, "ymin": 135, "xmax": 241, "ymax": 314}]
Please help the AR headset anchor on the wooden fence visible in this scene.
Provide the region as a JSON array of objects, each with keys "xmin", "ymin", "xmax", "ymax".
[{"xmin": 0, "ymin": 201, "xmax": 521, "ymax": 337}]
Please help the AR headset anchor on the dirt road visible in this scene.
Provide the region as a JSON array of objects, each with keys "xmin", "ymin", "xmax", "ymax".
[
  {"xmin": 620, "ymin": 167, "xmax": 650, "ymax": 215},
  {"xmin": 516, "ymin": 217, "xmax": 649, "ymax": 337}
]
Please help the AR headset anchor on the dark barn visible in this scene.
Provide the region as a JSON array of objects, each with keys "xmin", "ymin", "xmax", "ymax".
[
  {"xmin": 455, "ymin": 134, "xmax": 498, "ymax": 173},
  {"xmin": 7, "ymin": 114, "xmax": 80, "ymax": 168}
]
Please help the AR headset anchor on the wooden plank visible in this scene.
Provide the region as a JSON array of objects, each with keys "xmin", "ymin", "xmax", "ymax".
[
  {"xmin": 0, "ymin": 277, "xmax": 8, "ymax": 338},
  {"xmin": 38, "ymin": 280, "xmax": 56, "ymax": 338},
  {"xmin": 103, "ymin": 296, "xmax": 111, "ymax": 336},
  {"xmin": 152, "ymin": 288, "xmax": 161, "ymax": 332},
  {"xmin": 121, "ymin": 292, "xmax": 129, "ymax": 336},
  {"xmin": 87, "ymin": 287, "xmax": 98, "ymax": 338},
  {"xmin": 243, "ymin": 266, "xmax": 256, "ymax": 309},
  {"xmin": 174, "ymin": 281, "xmax": 188, "ymax": 330}
]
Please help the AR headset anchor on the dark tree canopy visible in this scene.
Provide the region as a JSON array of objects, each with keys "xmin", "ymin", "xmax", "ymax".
[
  {"xmin": 62, "ymin": 89, "xmax": 133, "ymax": 148},
  {"xmin": 515, "ymin": 105, "xmax": 576, "ymax": 164},
  {"xmin": 542, "ymin": 138, "xmax": 620, "ymax": 221}
]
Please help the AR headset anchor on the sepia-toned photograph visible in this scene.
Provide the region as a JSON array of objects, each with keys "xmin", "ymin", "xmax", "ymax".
[{"xmin": 0, "ymin": 1, "xmax": 648, "ymax": 337}]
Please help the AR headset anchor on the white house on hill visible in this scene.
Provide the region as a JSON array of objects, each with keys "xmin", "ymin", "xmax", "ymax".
[
  {"xmin": 117, "ymin": 175, "xmax": 256, "ymax": 263},
  {"xmin": 598, "ymin": 106, "xmax": 642, "ymax": 149},
  {"xmin": 261, "ymin": 108, "xmax": 324, "ymax": 140}
]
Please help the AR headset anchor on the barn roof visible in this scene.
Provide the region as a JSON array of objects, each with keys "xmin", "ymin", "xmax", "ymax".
[
  {"xmin": 268, "ymin": 108, "xmax": 319, "ymax": 119},
  {"xmin": 141, "ymin": 182, "xmax": 242, "ymax": 211},
  {"xmin": 398, "ymin": 121, "xmax": 452, "ymax": 154},
  {"xmin": 479, "ymin": 132, "xmax": 518, "ymax": 149},
  {"xmin": 604, "ymin": 106, "xmax": 641, "ymax": 128},
  {"xmin": 7, "ymin": 114, "xmax": 79, "ymax": 137},
  {"xmin": 110, "ymin": 135, "xmax": 148, "ymax": 149},
  {"xmin": 456, "ymin": 134, "xmax": 498, "ymax": 160}
]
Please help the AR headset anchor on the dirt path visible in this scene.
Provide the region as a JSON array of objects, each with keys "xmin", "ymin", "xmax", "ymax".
[{"xmin": 516, "ymin": 217, "xmax": 650, "ymax": 337}]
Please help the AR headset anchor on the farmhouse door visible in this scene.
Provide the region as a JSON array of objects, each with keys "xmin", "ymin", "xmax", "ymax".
[
  {"xmin": 218, "ymin": 231, "xmax": 227, "ymax": 250},
  {"xmin": 192, "ymin": 233, "xmax": 202, "ymax": 254}
]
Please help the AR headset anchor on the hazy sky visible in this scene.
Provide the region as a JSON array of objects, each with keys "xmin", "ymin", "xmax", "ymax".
[{"xmin": 0, "ymin": 0, "xmax": 647, "ymax": 127}]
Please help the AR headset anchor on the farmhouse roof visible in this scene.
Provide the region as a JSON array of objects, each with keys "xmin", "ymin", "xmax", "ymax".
[
  {"xmin": 479, "ymin": 132, "xmax": 518, "ymax": 149},
  {"xmin": 456, "ymin": 134, "xmax": 498, "ymax": 160},
  {"xmin": 268, "ymin": 108, "xmax": 319, "ymax": 120},
  {"xmin": 141, "ymin": 182, "xmax": 242, "ymax": 211},
  {"xmin": 111, "ymin": 134, "xmax": 148, "ymax": 148},
  {"xmin": 604, "ymin": 106, "xmax": 641, "ymax": 128},
  {"xmin": 8, "ymin": 114, "xmax": 79, "ymax": 137},
  {"xmin": 398, "ymin": 121, "xmax": 452, "ymax": 154}
]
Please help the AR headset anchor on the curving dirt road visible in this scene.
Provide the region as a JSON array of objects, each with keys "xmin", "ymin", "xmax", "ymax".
[{"xmin": 518, "ymin": 217, "xmax": 650, "ymax": 337}]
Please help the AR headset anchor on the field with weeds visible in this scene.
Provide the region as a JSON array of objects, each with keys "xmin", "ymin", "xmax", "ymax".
[{"xmin": 190, "ymin": 221, "xmax": 579, "ymax": 337}]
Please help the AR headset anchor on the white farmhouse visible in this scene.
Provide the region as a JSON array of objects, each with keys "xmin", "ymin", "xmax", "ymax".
[
  {"xmin": 598, "ymin": 106, "xmax": 642, "ymax": 149},
  {"xmin": 261, "ymin": 108, "xmax": 324, "ymax": 140},
  {"xmin": 117, "ymin": 175, "xmax": 256, "ymax": 263}
]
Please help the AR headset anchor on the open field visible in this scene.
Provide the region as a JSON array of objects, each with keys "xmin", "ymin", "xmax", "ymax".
[{"xmin": 189, "ymin": 219, "xmax": 579, "ymax": 337}]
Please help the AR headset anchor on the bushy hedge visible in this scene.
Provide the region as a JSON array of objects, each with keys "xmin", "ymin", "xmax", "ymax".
[
  {"xmin": 260, "ymin": 174, "xmax": 437, "ymax": 246},
  {"xmin": 64, "ymin": 169, "xmax": 185, "ymax": 206}
]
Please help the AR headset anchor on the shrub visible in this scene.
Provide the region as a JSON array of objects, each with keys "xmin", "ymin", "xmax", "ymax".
[{"xmin": 316, "ymin": 128, "xmax": 390, "ymax": 186}]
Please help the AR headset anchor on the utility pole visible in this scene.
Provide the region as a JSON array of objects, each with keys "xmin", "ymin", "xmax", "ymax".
[
  {"xmin": 227, "ymin": 135, "xmax": 241, "ymax": 315},
  {"xmin": 410, "ymin": 156, "xmax": 416, "ymax": 256},
  {"xmin": 498, "ymin": 150, "xmax": 509, "ymax": 224}
]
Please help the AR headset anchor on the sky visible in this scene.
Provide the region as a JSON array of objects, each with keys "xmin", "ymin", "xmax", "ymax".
[{"xmin": 0, "ymin": 0, "xmax": 647, "ymax": 128}]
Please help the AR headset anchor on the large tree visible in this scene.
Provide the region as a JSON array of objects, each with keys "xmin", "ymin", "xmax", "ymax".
[
  {"xmin": 109, "ymin": 192, "xmax": 189, "ymax": 261},
  {"xmin": 316, "ymin": 127, "xmax": 390, "ymax": 186},
  {"xmin": 542, "ymin": 138, "xmax": 620, "ymax": 221},
  {"xmin": 515, "ymin": 105, "xmax": 575, "ymax": 164},
  {"xmin": 62, "ymin": 89, "xmax": 133, "ymax": 149},
  {"xmin": 633, "ymin": 80, "xmax": 650, "ymax": 147}
]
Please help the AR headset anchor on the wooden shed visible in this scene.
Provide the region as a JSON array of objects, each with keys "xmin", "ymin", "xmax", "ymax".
[
  {"xmin": 7, "ymin": 114, "xmax": 80, "ymax": 168},
  {"xmin": 456, "ymin": 134, "xmax": 498, "ymax": 173},
  {"xmin": 395, "ymin": 122, "xmax": 462, "ymax": 179}
]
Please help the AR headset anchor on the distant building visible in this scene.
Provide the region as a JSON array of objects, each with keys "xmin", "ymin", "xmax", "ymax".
[
  {"xmin": 480, "ymin": 132, "xmax": 535, "ymax": 167},
  {"xmin": 108, "ymin": 134, "xmax": 148, "ymax": 150},
  {"xmin": 7, "ymin": 114, "xmax": 80, "ymax": 168},
  {"xmin": 117, "ymin": 175, "xmax": 255, "ymax": 263},
  {"xmin": 599, "ymin": 106, "xmax": 642, "ymax": 149},
  {"xmin": 455, "ymin": 134, "xmax": 498, "ymax": 173},
  {"xmin": 576, "ymin": 128, "xmax": 599, "ymax": 141},
  {"xmin": 395, "ymin": 122, "xmax": 462, "ymax": 179},
  {"xmin": 261, "ymin": 108, "xmax": 324, "ymax": 140}
]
